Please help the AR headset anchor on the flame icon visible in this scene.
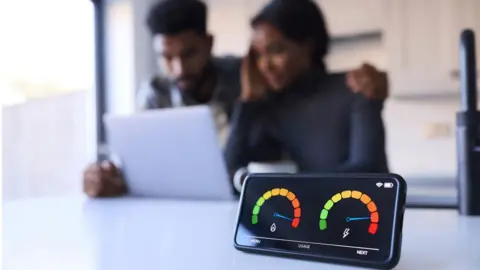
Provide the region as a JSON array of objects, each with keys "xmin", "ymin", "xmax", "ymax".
[{"xmin": 270, "ymin": 223, "xmax": 277, "ymax": 232}]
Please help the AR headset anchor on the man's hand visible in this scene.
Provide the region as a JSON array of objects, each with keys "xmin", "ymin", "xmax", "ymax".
[
  {"xmin": 347, "ymin": 63, "xmax": 389, "ymax": 100},
  {"xmin": 83, "ymin": 161, "xmax": 127, "ymax": 198}
]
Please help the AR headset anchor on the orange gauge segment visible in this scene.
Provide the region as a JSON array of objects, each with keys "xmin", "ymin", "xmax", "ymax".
[
  {"xmin": 252, "ymin": 188, "xmax": 301, "ymax": 228},
  {"xmin": 319, "ymin": 190, "xmax": 379, "ymax": 235}
]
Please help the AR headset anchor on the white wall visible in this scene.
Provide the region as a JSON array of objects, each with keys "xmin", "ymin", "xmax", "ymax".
[
  {"xmin": 109, "ymin": 0, "xmax": 458, "ymax": 179},
  {"xmin": 2, "ymin": 91, "xmax": 95, "ymax": 201},
  {"xmin": 1, "ymin": 106, "xmax": 3, "ymax": 199},
  {"xmin": 104, "ymin": 0, "xmax": 136, "ymax": 115},
  {"xmin": 104, "ymin": 0, "xmax": 157, "ymax": 115},
  {"xmin": 385, "ymin": 100, "xmax": 457, "ymax": 177}
]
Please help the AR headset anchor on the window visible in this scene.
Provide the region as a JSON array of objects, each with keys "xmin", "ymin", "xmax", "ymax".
[{"xmin": 1, "ymin": 0, "xmax": 95, "ymax": 201}]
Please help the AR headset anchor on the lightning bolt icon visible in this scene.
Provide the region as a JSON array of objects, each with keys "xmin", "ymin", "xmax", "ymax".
[{"xmin": 343, "ymin": 228, "xmax": 350, "ymax": 238}]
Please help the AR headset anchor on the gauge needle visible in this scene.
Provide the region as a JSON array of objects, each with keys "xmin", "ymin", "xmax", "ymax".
[
  {"xmin": 273, "ymin": 212, "xmax": 293, "ymax": 221},
  {"xmin": 346, "ymin": 216, "xmax": 371, "ymax": 222}
]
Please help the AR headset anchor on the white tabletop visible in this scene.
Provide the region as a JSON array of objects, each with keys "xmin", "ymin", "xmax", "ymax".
[{"xmin": 3, "ymin": 197, "xmax": 480, "ymax": 270}]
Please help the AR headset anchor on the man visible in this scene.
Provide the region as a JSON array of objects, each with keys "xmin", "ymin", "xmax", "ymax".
[{"xmin": 83, "ymin": 0, "xmax": 389, "ymax": 198}]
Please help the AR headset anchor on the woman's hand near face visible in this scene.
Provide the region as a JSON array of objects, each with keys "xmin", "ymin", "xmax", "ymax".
[
  {"xmin": 240, "ymin": 48, "xmax": 268, "ymax": 102},
  {"xmin": 241, "ymin": 48, "xmax": 389, "ymax": 102},
  {"xmin": 346, "ymin": 63, "xmax": 389, "ymax": 100}
]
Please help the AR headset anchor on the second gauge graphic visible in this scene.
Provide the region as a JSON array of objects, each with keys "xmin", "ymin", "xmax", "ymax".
[{"xmin": 319, "ymin": 190, "xmax": 379, "ymax": 237}]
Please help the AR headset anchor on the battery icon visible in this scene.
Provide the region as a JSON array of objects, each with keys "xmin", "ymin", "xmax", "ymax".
[{"xmin": 384, "ymin": 182, "xmax": 394, "ymax": 188}]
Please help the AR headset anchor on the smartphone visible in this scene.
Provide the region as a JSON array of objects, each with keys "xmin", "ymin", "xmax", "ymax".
[{"xmin": 233, "ymin": 173, "xmax": 407, "ymax": 269}]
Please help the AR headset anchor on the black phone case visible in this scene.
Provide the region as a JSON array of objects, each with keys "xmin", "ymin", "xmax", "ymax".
[{"xmin": 233, "ymin": 173, "xmax": 407, "ymax": 270}]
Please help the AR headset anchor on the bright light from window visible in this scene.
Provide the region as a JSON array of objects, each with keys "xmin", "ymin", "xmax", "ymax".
[{"xmin": 0, "ymin": 0, "xmax": 94, "ymax": 104}]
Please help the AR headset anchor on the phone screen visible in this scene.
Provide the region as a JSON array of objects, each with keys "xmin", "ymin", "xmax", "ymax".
[{"xmin": 234, "ymin": 174, "xmax": 405, "ymax": 264}]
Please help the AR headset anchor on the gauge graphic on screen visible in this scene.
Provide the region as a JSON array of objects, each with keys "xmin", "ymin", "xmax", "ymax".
[
  {"xmin": 252, "ymin": 188, "xmax": 301, "ymax": 228},
  {"xmin": 319, "ymin": 190, "xmax": 379, "ymax": 235}
]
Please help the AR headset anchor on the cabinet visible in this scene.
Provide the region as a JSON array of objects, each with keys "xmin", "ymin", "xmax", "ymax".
[
  {"xmin": 207, "ymin": 0, "xmax": 384, "ymax": 56},
  {"xmin": 207, "ymin": 0, "xmax": 270, "ymax": 55},
  {"xmin": 384, "ymin": 0, "xmax": 480, "ymax": 96},
  {"xmin": 207, "ymin": 0, "xmax": 248, "ymax": 55},
  {"xmin": 446, "ymin": 0, "xmax": 480, "ymax": 81},
  {"xmin": 317, "ymin": 0, "xmax": 384, "ymax": 37},
  {"xmin": 245, "ymin": 0, "xmax": 270, "ymax": 18}
]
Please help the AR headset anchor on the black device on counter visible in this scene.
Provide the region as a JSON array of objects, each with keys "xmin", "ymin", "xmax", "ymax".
[
  {"xmin": 456, "ymin": 29, "xmax": 480, "ymax": 216},
  {"xmin": 233, "ymin": 173, "xmax": 407, "ymax": 269}
]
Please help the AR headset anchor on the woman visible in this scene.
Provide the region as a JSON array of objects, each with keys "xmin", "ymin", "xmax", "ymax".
[{"xmin": 226, "ymin": 0, "xmax": 389, "ymax": 185}]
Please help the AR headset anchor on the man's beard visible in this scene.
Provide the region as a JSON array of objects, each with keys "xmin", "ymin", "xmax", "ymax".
[
  {"xmin": 173, "ymin": 63, "xmax": 216, "ymax": 103},
  {"xmin": 174, "ymin": 76, "xmax": 198, "ymax": 93}
]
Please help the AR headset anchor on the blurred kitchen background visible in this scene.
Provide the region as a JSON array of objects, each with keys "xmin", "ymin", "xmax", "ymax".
[{"xmin": 2, "ymin": 0, "xmax": 480, "ymax": 201}]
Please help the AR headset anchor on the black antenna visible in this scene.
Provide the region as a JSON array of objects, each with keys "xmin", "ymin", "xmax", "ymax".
[
  {"xmin": 460, "ymin": 29, "xmax": 477, "ymax": 112},
  {"xmin": 457, "ymin": 29, "xmax": 480, "ymax": 216}
]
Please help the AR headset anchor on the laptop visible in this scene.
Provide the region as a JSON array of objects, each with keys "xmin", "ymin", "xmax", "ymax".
[{"xmin": 103, "ymin": 105, "xmax": 234, "ymax": 201}]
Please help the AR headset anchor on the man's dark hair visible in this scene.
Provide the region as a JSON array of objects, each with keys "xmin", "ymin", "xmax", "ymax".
[
  {"xmin": 251, "ymin": 0, "xmax": 330, "ymax": 66},
  {"xmin": 146, "ymin": 0, "xmax": 207, "ymax": 36}
]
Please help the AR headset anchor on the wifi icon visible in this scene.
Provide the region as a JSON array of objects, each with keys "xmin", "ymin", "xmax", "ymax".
[{"xmin": 376, "ymin": 182, "xmax": 383, "ymax": 188}]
